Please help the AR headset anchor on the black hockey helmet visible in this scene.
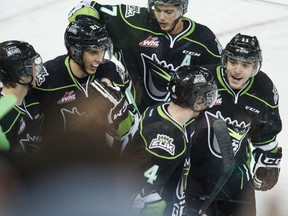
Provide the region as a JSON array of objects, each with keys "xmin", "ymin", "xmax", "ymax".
[
  {"xmin": 169, "ymin": 65, "xmax": 218, "ymax": 110},
  {"xmin": 222, "ymin": 33, "xmax": 262, "ymax": 76},
  {"xmin": 0, "ymin": 40, "xmax": 43, "ymax": 87},
  {"xmin": 64, "ymin": 18, "xmax": 113, "ymax": 68},
  {"xmin": 148, "ymin": 0, "xmax": 188, "ymax": 15}
]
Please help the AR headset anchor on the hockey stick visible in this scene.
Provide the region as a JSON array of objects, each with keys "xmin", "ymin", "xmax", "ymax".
[{"xmin": 198, "ymin": 119, "xmax": 235, "ymax": 216}]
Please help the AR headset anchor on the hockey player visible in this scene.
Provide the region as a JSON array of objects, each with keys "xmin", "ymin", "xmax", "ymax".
[
  {"xmin": 185, "ymin": 33, "xmax": 282, "ymax": 216},
  {"xmin": 122, "ymin": 65, "xmax": 218, "ymax": 216},
  {"xmin": 68, "ymin": 0, "xmax": 222, "ymax": 112},
  {"xmin": 32, "ymin": 18, "xmax": 138, "ymax": 152},
  {"xmin": 0, "ymin": 40, "xmax": 44, "ymax": 155}
]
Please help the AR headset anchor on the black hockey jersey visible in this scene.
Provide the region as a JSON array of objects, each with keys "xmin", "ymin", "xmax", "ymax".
[
  {"xmin": 123, "ymin": 103, "xmax": 195, "ymax": 215},
  {"xmin": 33, "ymin": 55, "xmax": 125, "ymax": 141},
  {"xmin": 186, "ymin": 65, "xmax": 282, "ymax": 200},
  {"xmin": 0, "ymin": 92, "xmax": 42, "ymax": 154},
  {"xmin": 68, "ymin": 2, "xmax": 222, "ymax": 112}
]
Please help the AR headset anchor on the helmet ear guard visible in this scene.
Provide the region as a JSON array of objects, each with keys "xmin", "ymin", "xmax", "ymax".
[
  {"xmin": 169, "ymin": 65, "xmax": 218, "ymax": 111},
  {"xmin": 221, "ymin": 33, "xmax": 262, "ymax": 77}
]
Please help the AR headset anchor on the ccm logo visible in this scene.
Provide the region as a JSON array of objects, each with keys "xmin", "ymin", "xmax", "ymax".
[
  {"xmin": 245, "ymin": 106, "xmax": 260, "ymax": 114},
  {"xmin": 263, "ymin": 158, "xmax": 281, "ymax": 165}
]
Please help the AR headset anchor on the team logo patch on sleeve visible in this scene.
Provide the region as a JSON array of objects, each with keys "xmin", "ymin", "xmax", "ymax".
[
  {"xmin": 125, "ymin": 5, "xmax": 140, "ymax": 18},
  {"xmin": 149, "ymin": 134, "xmax": 175, "ymax": 155},
  {"xmin": 36, "ymin": 66, "xmax": 49, "ymax": 86}
]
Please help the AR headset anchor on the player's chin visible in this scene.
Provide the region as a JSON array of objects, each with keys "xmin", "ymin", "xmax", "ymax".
[
  {"xmin": 86, "ymin": 67, "xmax": 98, "ymax": 75},
  {"xmin": 159, "ymin": 25, "xmax": 169, "ymax": 31}
]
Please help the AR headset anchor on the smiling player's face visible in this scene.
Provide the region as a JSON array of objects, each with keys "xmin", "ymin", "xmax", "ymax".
[
  {"xmin": 225, "ymin": 57, "xmax": 255, "ymax": 90},
  {"xmin": 82, "ymin": 47, "xmax": 106, "ymax": 75}
]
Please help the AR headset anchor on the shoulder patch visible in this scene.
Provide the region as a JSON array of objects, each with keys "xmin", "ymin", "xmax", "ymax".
[
  {"xmin": 149, "ymin": 134, "xmax": 175, "ymax": 156},
  {"xmin": 125, "ymin": 5, "xmax": 140, "ymax": 18},
  {"xmin": 36, "ymin": 66, "xmax": 49, "ymax": 86}
]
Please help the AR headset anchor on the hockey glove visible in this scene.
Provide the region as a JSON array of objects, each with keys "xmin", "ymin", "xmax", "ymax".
[
  {"xmin": 91, "ymin": 79, "xmax": 128, "ymax": 125},
  {"xmin": 132, "ymin": 191, "xmax": 167, "ymax": 216},
  {"xmin": 252, "ymin": 147, "xmax": 282, "ymax": 191},
  {"xmin": 68, "ymin": 1, "xmax": 98, "ymax": 23}
]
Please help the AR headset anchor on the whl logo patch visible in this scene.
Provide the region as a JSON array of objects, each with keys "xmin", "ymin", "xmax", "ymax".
[
  {"xmin": 214, "ymin": 94, "xmax": 222, "ymax": 106},
  {"xmin": 139, "ymin": 36, "xmax": 160, "ymax": 48},
  {"xmin": 57, "ymin": 91, "xmax": 76, "ymax": 104},
  {"xmin": 149, "ymin": 134, "xmax": 175, "ymax": 155}
]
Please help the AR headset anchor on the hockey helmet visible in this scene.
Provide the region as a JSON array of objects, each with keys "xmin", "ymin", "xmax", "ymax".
[
  {"xmin": 148, "ymin": 0, "xmax": 188, "ymax": 16},
  {"xmin": 222, "ymin": 33, "xmax": 262, "ymax": 76},
  {"xmin": 169, "ymin": 65, "xmax": 218, "ymax": 110},
  {"xmin": 0, "ymin": 40, "xmax": 43, "ymax": 87},
  {"xmin": 64, "ymin": 18, "xmax": 113, "ymax": 68}
]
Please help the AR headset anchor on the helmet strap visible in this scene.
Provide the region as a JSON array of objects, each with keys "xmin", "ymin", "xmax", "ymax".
[
  {"xmin": 80, "ymin": 64, "xmax": 89, "ymax": 76},
  {"xmin": 191, "ymin": 105, "xmax": 203, "ymax": 113},
  {"xmin": 70, "ymin": 47, "xmax": 90, "ymax": 76},
  {"xmin": 167, "ymin": 16, "xmax": 182, "ymax": 33},
  {"xmin": 17, "ymin": 75, "xmax": 34, "ymax": 89}
]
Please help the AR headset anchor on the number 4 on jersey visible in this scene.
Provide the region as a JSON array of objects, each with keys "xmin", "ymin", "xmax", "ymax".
[{"xmin": 144, "ymin": 165, "xmax": 159, "ymax": 184}]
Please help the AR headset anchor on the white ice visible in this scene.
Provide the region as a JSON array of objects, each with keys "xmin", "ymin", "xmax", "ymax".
[{"xmin": 1, "ymin": 0, "xmax": 287, "ymax": 215}]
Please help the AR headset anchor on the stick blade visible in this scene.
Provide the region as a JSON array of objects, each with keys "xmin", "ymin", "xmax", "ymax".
[{"xmin": 213, "ymin": 119, "xmax": 235, "ymax": 167}]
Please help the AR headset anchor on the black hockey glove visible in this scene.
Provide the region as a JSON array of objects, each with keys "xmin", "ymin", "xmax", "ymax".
[
  {"xmin": 90, "ymin": 79, "xmax": 129, "ymax": 127},
  {"xmin": 252, "ymin": 147, "xmax": 282, "ymax": 191}
]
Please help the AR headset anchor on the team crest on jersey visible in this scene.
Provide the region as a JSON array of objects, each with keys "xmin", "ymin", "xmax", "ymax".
[
  {"xmin": 36, "ymin": 66, "xmax": 49, "ymax": 86},
  {"xmin": 125, "ymin": 5, "xmax": 140, "ymax": 18},
  {"xmin": 20, "ymin": 134, "xmax": 42, "ymax": 152},
  {"xmin": 205, "ymin": 111, "xmax": 251, "ymax": 158},
  {"xmin": 149, "ymin": 134, "xmax": 175, "ymax": 156},
  {"xmin": 61, "ymin": 107, "xmax": 87, "ymax": 130},
  {"xmin": 140, "ymin": 53, "xmax": 180, "ymax": 102},
  {"xmin": 57, "ymin": 91, "xmax": 76, "ymax": 104},
  {"xmin": 17, "ymin": 117, "xmax": 26, "ymax": 135},
  {"xmin": 139, "ymin": 36, "xmax": 160, "ymax": 48}
]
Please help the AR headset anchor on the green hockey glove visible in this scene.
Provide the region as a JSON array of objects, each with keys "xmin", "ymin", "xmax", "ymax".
[
  {"xmin": 252, "ymin": 147, "xmax": 282, "ymax": 191},
  {"xmin": 132, "ymin": 191, "xmax": 167, "ymax": 216},
  {"xmin": 68, "ymin": 1, "xmax": 99, "ymax": 23}
]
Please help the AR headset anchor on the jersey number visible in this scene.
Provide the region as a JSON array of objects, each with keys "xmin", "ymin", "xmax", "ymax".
[
  {"xmin": 100, "ymin": 6, "xmax": 117, "ymax": 16},
  {"xmin": 144, "ymin": 165, "xmax": 159, "ymax": 184}
]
